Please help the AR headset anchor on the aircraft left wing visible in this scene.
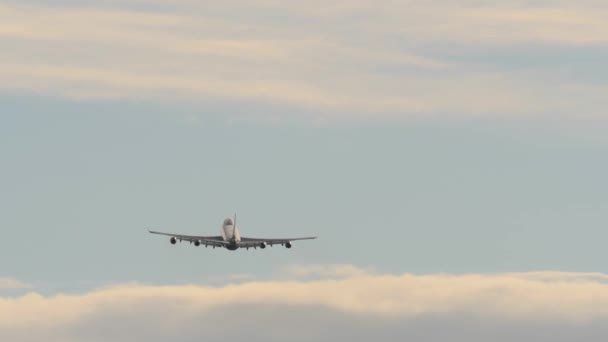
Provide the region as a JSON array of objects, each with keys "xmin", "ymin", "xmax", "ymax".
[{"xmin": 148, "ymin": 230, "xmax": 228, "ymax": 247}]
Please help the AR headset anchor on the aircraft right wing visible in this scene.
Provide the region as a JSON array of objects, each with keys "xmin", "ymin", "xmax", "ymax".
[
  {"xmin": 240, "ymin": 236, "xmax": 317, "ymax": 246},
  {"xmin": 148, "ymin": 230, "xmax": 228, "ymax": 247}
]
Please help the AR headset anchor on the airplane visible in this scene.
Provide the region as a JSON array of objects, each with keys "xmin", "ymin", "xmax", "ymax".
[{"xmin": 148, "ymin": 214, "xmax": 316, "ymax": 251}]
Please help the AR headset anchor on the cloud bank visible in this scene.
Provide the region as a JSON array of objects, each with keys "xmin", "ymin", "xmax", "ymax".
[
  {"xmin": 1, "ymin": 1, "xmax": 607, "ymax": 120},
  {"xmin": 3, "ymin": 266, "xmax": 608, "ymax": 341}
]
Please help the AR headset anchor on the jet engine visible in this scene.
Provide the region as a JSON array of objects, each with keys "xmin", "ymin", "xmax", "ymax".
[
  {"xmin": 194, "ymin": 240, "xmax": 201, "ymax": 247},
  {"xmin": 170, "ymin": 237, "xmax": 177, "ymax": 244},
  {"xmin": 260, "ymin": 242, "xmax": 266, "ymax": 249},
  {"xmin": 285, "ymin": 242, "xmax": 292, "ymax": 249}
]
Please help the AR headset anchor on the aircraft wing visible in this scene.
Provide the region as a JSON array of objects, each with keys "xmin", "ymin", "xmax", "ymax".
[
  {"xmin": 240, "ymin": 236, "xmax": 317, "ymax": 246},
  {"xmin": 148, "ymin": 230, "xmax": 228, "ymax": 247}
]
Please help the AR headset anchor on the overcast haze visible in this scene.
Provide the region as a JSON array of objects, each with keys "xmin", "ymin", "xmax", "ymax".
[{"xmin": 1, "ymin": 0, "xmax": 608, "ymax": 341}]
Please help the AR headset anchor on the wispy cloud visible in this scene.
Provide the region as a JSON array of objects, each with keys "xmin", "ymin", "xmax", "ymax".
[
  {"xmin": 0, "ymin": 278, "xmax": 30, "ymax": 290},
  {"xmin": 0, "ymin": 1, "xmax": 607, "ymax": 120},
  {"xmin": 281, "ymin": 264, "xmax": 373, "ymax": 279}
]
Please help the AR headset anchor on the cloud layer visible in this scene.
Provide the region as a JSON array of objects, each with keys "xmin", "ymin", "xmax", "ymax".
[
  {"xmin": 1, "ymin": 1, "xmax": 607, "ymax": 120},
  {"xmin": 3, "ymin": 266, "xmax": 608, "ymax": 341}
]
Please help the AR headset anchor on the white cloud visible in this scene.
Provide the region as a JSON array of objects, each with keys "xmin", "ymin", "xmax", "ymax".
[
  {"xmin": 4, "ymin": 268, "xmax": 608, "ymax": 340},
  {"xmin": 0, "ymin": 1, "xmax": 607, "ymax": 120},
  {"xmin": 4, "ymin": 268, "xmax": 608, "ymax": 321}
]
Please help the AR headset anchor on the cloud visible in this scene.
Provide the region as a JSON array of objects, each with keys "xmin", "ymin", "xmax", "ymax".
[
  {"xmin": 5, "ymin": 267, "xmax": 608, "ymax": 340},
  {"xmin": 200, "ymin": 273, "xmax": 256, "ymax": 285},
  {"xmin": 0, "ymin": 278, "xmax": 30, "ymax": 290},
  {"xmin": 281, "ymin": 264, "xmax": 373, "ymax": 279},
  {"xmin": 0, "ymin": 1, "xmax": 607, "ymax": 120}
]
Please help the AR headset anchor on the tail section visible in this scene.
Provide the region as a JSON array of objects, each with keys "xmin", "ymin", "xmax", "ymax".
[{"xmin": 233, "ymin": 213, "xmax": 240, "ymax": 242}]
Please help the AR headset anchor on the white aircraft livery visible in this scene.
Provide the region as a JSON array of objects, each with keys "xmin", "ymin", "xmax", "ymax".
[{"xmin": 149, "ymin": 215, "xmax": 317, "ymax": 251}]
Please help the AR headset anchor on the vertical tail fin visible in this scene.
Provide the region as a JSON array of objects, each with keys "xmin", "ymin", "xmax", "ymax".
[{"xmin": 233, "ymin": 213, "xmax": 237, "ymax": 242}]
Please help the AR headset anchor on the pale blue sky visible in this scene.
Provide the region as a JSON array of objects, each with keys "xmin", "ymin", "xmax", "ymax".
[
  {"xmin": 1, "ymin": 1, "xmax": 608, "ymax": 340},
  {"xmin": 2, "ymin": 93, "xmax": 608, "ymax": 290}
]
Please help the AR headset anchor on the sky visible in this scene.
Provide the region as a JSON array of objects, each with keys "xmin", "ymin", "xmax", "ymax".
[{"xmin": 1, "ymin": 0, "xmax": 608, "ymax": 340}]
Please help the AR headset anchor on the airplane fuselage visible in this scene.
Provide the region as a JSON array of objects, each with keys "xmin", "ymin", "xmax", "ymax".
[{"xmin": 221, "ymin": 217, "xmax": 240, "ymax": 250}]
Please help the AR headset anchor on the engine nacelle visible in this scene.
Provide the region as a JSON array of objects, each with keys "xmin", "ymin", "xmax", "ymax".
[
  {"xmin": 260, "ymin": 242, "xmax": 266, "ymax": 249},
  {"xmin": 194, "ymin": 240, "xmax": 201, "ymax": 247},
  {"xmin": 170, "ymin": 237, "xmax": 177, "ymax": 245},
  {"xmin": 285, "ymin": 242, "xmax": 292, "ymax": 249}
]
